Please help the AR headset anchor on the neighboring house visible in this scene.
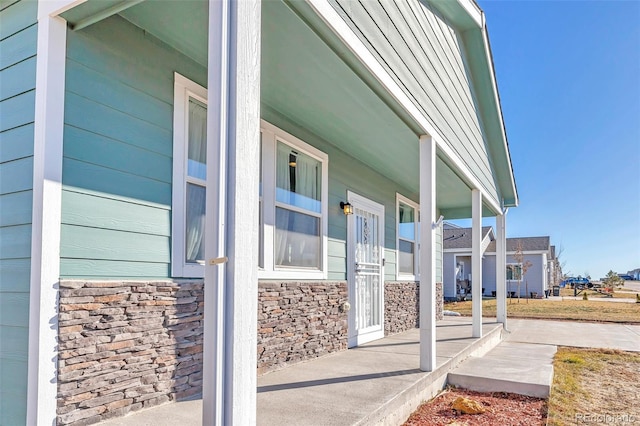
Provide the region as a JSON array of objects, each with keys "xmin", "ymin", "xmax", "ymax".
[
  {"xmin": 627, "ymin": 268, "xmax": 640, "ymax": 280},
  {"xmin": 443, "ymin": 226, "xmax": 495, "ymax": 300},
  {"xmin": 0, "ymin": 0, "xmax": 518, "ymax": 425},
  {"xmin": 484, "ymin": 237, "xmax": 552, "ymax": 298},
  {"xmin": 444, "ymin": 230, "xmax": 552, "ymax": 299}
]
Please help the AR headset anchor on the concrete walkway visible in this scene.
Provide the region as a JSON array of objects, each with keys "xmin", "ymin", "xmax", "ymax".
[
  {"xmin": 99, "ymin": 318, "xmax": 503, "ymax": 426},
  {"xmin": 448, "ymin": 318, "xmax": 640, "ymax": 398},
  {"xmin": 98, "ymin": 318, "xmax": 640, "ymax": 426}
]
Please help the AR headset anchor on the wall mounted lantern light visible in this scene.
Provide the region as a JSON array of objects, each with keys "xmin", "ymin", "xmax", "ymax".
[{"xmin": 340, "ymin": 201, "xmax": 353, "ymax": 215}]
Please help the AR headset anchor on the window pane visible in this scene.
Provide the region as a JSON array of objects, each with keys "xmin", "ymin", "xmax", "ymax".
[
  {"xmin": 276, "ymin": 142, "xmax": 321, "ymax": 213},
  {"xmin": 398, "ymin": 239, "xmax": 414, "ymax": 274},
  {"xmin": 185, "ymin": 183, "xmax": 206, "ymax": 263},
  {"xmin": 187, "ymin": 99, "xmax": 207, "ymax": 180},
  {"xmin": 398, "ymin": 202, "xmax": 415, "ymax": 240},
  {"xmin": 275, "ymin": 207, "xmax": 320, "ymax": 268}
]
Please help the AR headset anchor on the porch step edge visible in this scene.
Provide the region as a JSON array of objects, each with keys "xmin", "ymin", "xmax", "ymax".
[{"xmin": 355, "ymin": 323, "xmax": 504, "ymax": 426}]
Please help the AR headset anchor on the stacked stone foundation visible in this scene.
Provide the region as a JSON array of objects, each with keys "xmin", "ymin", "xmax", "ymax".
[
  {"xmin": 257, "ymin": 281, "xmax": 348, "ymax": 375},
  {"xmin": 384, "ymin": 281, "xmax": 444, "ymax": 336},
  {"xmin": 56, "ymin": 279, "xmax": 443, "ymax": 424},
  {"xmin": 56, "ymin": 280, "xmax": 204, "ymax": 426}
]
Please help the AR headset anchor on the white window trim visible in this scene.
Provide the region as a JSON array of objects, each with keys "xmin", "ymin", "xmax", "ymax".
[
  {"xmin": 506, "ymin": 263, "xmax": 523, "ymax": 281},
  {"xmin": 259, "ymin": 120, "xmax": 328, "ymax": 280},
  {"xmin": 171, "ymin": 73, "xmax": 208, "ymax": 278},
  {"xmin": 396, "ymin": 193, "xmax": 420, "ymax": 280}
]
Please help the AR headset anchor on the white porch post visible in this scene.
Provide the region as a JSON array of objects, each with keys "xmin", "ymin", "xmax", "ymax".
[
  {"xmin": 419, "ymin": 135, "xmax": 436, "ymax": 372},
  {"xmin": 496, "ymin": 210, "xmax": 507, "ymax": 328},
  {"xmin": 471, "ymin": 189, "xmax": 483, "ymax": 338},
  {"xmin": 27, "ymin": 2, "xmax": 73, "ymax": 423},
  {"xmin": 202, "ymin": 0, "xmax": 261, "ymax": 424}
]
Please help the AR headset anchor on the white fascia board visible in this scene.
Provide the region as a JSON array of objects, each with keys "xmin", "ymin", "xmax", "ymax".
[
  {"xmin": 457, "ymin": 0, "xmax": 483, "ymax": 28},
  {"xmin": 305, "ymin": 0, "xmax": 502, "ymax": 215},
  {"xmin": 479, "ymin": 27, "xmax": 518, "ymax": 207}
]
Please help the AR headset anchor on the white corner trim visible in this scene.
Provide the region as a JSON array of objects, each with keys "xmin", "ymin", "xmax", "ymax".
[
  {"xmin": 28, "ymin": 2, "xmax": 73, "ymax": 423},
  {"xmin": 304, "ymin": 0, "xmax": 502, "ymax": 214}
]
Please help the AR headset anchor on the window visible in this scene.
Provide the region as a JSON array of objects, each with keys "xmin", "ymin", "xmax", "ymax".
[
  {"xmin": 172, "ymin": 73, "xmax": 208, "ymax": 278},
  {"xmin": 259, "ymin": 121, "xmax": 328, "ymax": 279},
  {"xmin": 397, "ymin": 194, "xmax": 420, "ymax": 279},
  {"xmin": 506, "ymin": 264, "xmax": 522, "ymax": 281}
]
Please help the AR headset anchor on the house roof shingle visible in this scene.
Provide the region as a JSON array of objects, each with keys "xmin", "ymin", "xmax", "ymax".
[
  {"xmin": 443, "ymin": 227, "xmax": 550, "ymax": 253},
  {"xmin": 443, "ymin": 227, "xmax": 493, "ymax": 249},
  {"xmin": 486, "ymin": 236, "xmax": 550, "ymax": 253}
]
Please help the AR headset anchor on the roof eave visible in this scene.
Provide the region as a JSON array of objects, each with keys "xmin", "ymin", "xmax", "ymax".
[{"xmin": 428, "ymin": 0, "xmax": 519, "ymax": 208}]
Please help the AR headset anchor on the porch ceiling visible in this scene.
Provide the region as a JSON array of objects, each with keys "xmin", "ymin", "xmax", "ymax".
[{"xmin": 61, "ymin": 0, "xmax": 489, "ymax": 218}]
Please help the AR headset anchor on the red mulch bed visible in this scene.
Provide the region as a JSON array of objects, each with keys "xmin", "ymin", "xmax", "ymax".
[{"xmin": 403, "ymin": 388, "xmax": 547, "ymax": 426}]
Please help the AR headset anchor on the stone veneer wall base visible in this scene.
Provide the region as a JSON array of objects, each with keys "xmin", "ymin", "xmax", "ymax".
[{"xmin": 384, "ymin": 281, "xmax": 444, "ymax": 336}]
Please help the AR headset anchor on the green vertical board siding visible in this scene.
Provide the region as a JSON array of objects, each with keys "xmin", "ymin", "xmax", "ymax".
[
  {"xmin": 329, "ymin": 0, "xmax": 500, "ymax": 206},
  {"xmin": 60, "ymin": 15, "xmax": 207, "ymax": 279},
  {"xmin": 436, "ymin": 225, "xmax": 443, "ymax": 282},
  {"xmin": 0, "ymin": 2, "xmax": 35, "ymax": 424}
]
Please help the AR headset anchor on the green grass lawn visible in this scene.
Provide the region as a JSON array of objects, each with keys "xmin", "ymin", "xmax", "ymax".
[{"xmin": 547, "ymin": 348, "xmax": 640, "ymax": 425}]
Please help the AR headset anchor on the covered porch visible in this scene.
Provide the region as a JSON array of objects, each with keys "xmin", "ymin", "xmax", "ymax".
[
  {"xmin": 29, "ymin": 0, "xmax": 516, "ymax": 424},
  {"xmin": 98, "ymin": 317, "xmax": 504, "ymax": 426}
]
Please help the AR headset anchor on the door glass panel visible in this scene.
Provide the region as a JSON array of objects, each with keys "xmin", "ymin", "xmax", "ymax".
[{"xmin": 354, "ymin": 206, "xmax": 381, "ymax": 331}]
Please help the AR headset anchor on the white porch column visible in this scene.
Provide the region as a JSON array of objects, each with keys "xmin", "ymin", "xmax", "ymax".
[
  {"xmin": 27, "ymin": 2, "xmax": 73, "ymax": 423},
  {"xmin": 202, "ymin": 0, "xmax": 261, "ymax": 424},
  {"xmin": 496, "ymin": 210, "xmax": 507, "ymax": 328},
  {"xmin": 471, "ymin": 189, "xmax": 483, "ymax": 338},
  {"xmin": 419, "ymin": 135, "xmax": 436, "ymax": 372}
]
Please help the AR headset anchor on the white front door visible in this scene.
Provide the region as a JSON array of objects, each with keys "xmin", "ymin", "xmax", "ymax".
[{"xmin": 347, "ymin": 192, "xmax": 385, "ymax": 347}]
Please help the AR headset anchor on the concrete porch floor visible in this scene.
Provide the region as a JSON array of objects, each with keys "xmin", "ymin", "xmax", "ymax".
[{"xmin": 99, "ymin": 318, "xmax": 503, "ymax": 426}]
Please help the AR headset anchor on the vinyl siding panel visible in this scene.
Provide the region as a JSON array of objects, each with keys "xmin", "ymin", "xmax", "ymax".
[
  {"xmin": 0, "ymin": 57, "xmax": 36, "ymax": 101},
  {"xmin": 60, "ymin": 16, "xmax": 206, "ymax": 278},
  {"xmin": 0, "ymin": 2, "xmax": 35, "ymax": 423},
  {"xmin": 0, "ymin": 124, "xmax": 34, "ymax": 163},
  {"xmin": 329, "ymin": 0, "xmax": 500, "ymax": 205}
]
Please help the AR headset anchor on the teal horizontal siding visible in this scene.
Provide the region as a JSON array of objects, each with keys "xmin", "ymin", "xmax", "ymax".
[
  {"xmin": 0, "ymin": 0, "xmax": 36, "ymax": 40},
  {"xmin": 0, "ymin": 56, "xmax": 36, "ymax": 101},
  {"xmin": 63, "ymin": 158, "xmax": 171, "ymax": 207},
  {"xmin": 66, "ymin": 59, "xmax": 173, "ymax": 131},
  {"xmin": 0, "ymin": 224, "xmax": 31, "ymax": 259},
  {"xmin": 0, "ymin": 258, "xmax": 30, "ymax": 292},
  {"xmin": 60, "ymin": 224, "xmax": 170, "ymax": 263},
  {"xmin": 0, "ymin": 23, "xmax": 36, "ymax": 70},
  {"xmin": 61, "ymin": 15, "xmax": 207, "ymax": 279},
  {"xmin": 0, "ymin": 124, "xmax": 34, "ymax": 163},
  {"xmin": 62, "ymin": 189, "xmax": 170, "ymax": 236},
  {"xmin": 65, "ymin": 92, "xmax": 172, "ymax": 157},
  {"xmin": 0, "ymin": 90, "xmax": 35, "ymax": 132},
  {"xmin": 0, "ymin": 3, "xmax": 34, "ymax": 425},
  {"xmin": 0, "ymin": 157, "xmax": 32, "ymax": 195},
  {"xmin": 60, "ymin": 258, "xmax": 171, "ymax": 279},
  {"xmin": 63, "ymin": 125, "xmax": 172, "ymax": 183},
  {"xmin": 0, "ymin": 190, "xmax": 32, "ymax": 227},
  {"xmin": 0, "ymin": 291, "xmax": 29, "ymax": 327}
]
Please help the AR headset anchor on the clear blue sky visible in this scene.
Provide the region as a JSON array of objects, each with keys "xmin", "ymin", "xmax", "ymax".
[{"xmin": 461, "ymin": 0, "xmax": 640, "ymax": 279}]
